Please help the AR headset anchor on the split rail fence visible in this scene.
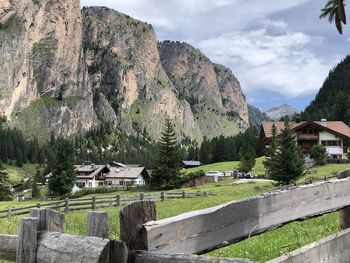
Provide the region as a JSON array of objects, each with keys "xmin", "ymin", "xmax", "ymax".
[
  {"xmin": 0, "ymin": 191, "xmax": 210, "ymax": 219},
  {"xmin": 2, "ymin": 170, "xmax": 350, "ymax": 262}
]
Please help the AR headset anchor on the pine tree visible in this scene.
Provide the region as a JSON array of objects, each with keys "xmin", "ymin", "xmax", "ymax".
[
  {"xmin": 238, "ymin": 145, "xmax": 256, "ymax": 173},
  {"xmin": 151, "ymin": 118, "xmax": 183, "ymax": 188},
  {"xmin": 269, "ymin": 120, "xmax": 305, "ymax": 185},
  {"xmin": 264, "ymin": 124, "xmax": 278, "ymax": 176},
  {"xmin": 48, "ymin": 138, "xmax": 76, "ymax": 196},
  {"xmin": 311, "ymin": 145, "xmax": 328, "ymax": 165},
  {"xmin": 0, "ymin": 165, "xmax": 11, "ymax": 201}
]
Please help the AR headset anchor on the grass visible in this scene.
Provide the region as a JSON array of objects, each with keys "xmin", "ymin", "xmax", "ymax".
[
  {"xmin": 3, "ymin": 163, "xmax": 39, "ymax": 185},
  {"xmin": 184, "ymin": 157, "xmax": 266, "ymax": 176}
]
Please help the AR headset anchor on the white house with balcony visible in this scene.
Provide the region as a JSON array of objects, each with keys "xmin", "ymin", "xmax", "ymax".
[{"xmin": 259, "ymin": 119, "xmax": 350, "ymax": 160}]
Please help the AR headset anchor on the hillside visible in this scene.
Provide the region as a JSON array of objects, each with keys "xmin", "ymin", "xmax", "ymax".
[
  {"xmin": 302, "ymin": 55, "xmax": 350, "ymax": 124},
  {"xmin": 0, "ymin": 1, "xmax": 249, "ymax": 142},
  {"xmin": 248, "ymin": 105, "xmax": 270, "ymax": 130},
  {"xmin": 264, "ymin": 104, "xmax": 299, "ymax": 120}
]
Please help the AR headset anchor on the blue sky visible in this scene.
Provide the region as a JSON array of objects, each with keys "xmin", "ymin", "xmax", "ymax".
[{"xmin": 81, "ymin": 0, "xmax": 350, "ymax": 112}]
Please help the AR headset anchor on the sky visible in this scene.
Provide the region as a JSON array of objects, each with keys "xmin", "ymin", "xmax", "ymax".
[{"xmin": 80, "ymin": 0, "xmax": 350, "ymax": 112}]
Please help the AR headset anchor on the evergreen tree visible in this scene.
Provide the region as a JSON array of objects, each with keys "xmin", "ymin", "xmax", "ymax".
[
  {"xmin": 0, "ymin": 165, "xmax": 11, "ymax": 201},
  {"xmin": 264, "ymin": 124, "xmax": 278, "ymax": 176},
  {"xmin": 311, "ymin": 145, "xmax": 328, "ymax": 165},
  {"xmin": 199, "ymin": 137, "xmax": 211, "ymax": 164},
  {"xmin": 238, "ymin": 145, "xmax": 256, "ymax": 173},
  {"xmin": 151, "ymin": 119, "xmax": 183, "ymax": 188},
  {"xmin": 269, "ymin": 120, "xmax": 305, "ymax": 185},
  {"xmin": 48, "ymin": 138, "xmax": 76, "ymax": 196},
  {"xmin": 31, "ymin": 177, "xmax": 40, "ymax": 199}
]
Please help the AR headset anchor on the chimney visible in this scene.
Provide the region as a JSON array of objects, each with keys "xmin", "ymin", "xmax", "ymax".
[{"xmin": 321, "ymin": 119, "xmax": 327, "ymax": 127}]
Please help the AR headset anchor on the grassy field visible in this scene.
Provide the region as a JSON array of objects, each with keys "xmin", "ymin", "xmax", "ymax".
[
  {"xmin": 1, "ymin": 161, "xmax": 350, "ymax": 262},
  {"xmin": 3, "ymin": 163, "xmax": 39, "ymax": 185}
]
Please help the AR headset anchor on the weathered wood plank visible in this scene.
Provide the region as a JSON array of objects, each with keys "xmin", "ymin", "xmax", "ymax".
[
  {"xmin": 36, "ymin": 232, "xmax": 110, "ymax": 263},
  {"xmin": 268, "ymin": 228, "xmax": 350, "ymax": 263},
  {"xmin": 109, "ymin": 240, "xmax": 128, "ymax": 263},
  {"xmin": 16, "ymin": 217, "xmax": 38, "ymax": 263},
  {"xmin": 143, "ymin": 178, "xmax": 350, "ymax": 254},
  {"xmin": 88, "ymin": 211, "xmax": 109, "ymax": 239},
  {"xmin": 132, "ymin": 251, "xmax": 256, "ymax": 263},
  {"xmin": 120, "ymin": 201, "xmax": 156, "ymax": 251},
  {"xmin": 0, "ymin": 234, "xmax": 17, "ymax": 261},
  {"xmin": 30, "ymin": 208, "xmax": 65, "ymax": 233}
]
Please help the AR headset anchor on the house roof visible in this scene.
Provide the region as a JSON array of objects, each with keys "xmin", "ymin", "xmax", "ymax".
[
  {"xmin": 182, "ymin": 161, "xmax": 201, "ymax": 166},
  {"xmin": 110, "ymin": 162, "xmax": 127, "ymax": 168},
  {"xmin": 106, "ymin": 167, "xmax": 147, "ymax": 179},
  {"xmin": 261, "ymin": 121, "xmax": 350, "ymax": 139},
  {"xmin": 75, "ymin": 165, "xmax": 109, "ymax": 179}
]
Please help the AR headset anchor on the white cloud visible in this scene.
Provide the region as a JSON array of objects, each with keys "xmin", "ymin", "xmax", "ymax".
[{"xmin": 195, "ymin": 29, "xmax": 334, "ymax": 97}]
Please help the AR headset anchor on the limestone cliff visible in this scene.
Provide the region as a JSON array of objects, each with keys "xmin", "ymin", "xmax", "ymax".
[
  {"xmin": 0, "ymin": 0, "xmax": 96, "ymax": 138},
  {"xmin": 158, "ymin": 41, "xmax": 249, "ymax": 138}
]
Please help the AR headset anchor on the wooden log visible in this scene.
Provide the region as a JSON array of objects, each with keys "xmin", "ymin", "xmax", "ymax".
[
  {"xmin": 0, "ymin": 234, "xmax": 17, "ymax": 261},
  {"xmin": 30, "ymin": 208, "xmax": 65, "ymax": 233},
  {"xmin": 16, "ymin": 217, "xmax": 38, "ymax": 263},
  {"xmin": 131, "ymin": 251, "xmax": 256, "ymax": 263},
  {"xmin": 340, "ymin": 205, "xmax": 350, "ymax": 230},
  {"xmin": 36, "ymin": 232, "xmax": 110, "ymax": 263},
  {"xmin": 88, "ymin": 211, "xmax": 109, "ymax": 239},
  {"xmin": 109, "ymin": 240, "xmax": 128, "ymax": 263},
  {"xmin": 268, "ymin": 228, "xmax": 350, "ymax": 263},
  {"xmin": 120, "ymin": 201, "xmax": 156, "ymax": 251},
  {"xmin": 143, "ymin": 177, "xmax": 350, "ymax": 254}
]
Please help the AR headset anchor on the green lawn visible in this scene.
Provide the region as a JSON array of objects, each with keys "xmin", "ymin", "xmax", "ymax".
[
  {"xmin": 184, "ymin": 157, "xmax": 267, "ymax": 176},
  {"xmin": 3, "ymin": 163, "xmax": 40, "ymax": 185}
]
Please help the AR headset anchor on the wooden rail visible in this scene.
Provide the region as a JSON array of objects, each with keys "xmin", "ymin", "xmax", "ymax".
[
  {"xmin": 121, "ymin": 177, "xmax": 350, "ymax": 255},
  {"xmin": 0, "ymin": 191, "xmax": 210, "ymax": 219}
]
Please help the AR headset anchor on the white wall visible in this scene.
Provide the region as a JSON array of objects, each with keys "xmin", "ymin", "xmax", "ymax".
[{"xmin": 318, "ymin": 131, "xmax": 343, "ymax": 157}]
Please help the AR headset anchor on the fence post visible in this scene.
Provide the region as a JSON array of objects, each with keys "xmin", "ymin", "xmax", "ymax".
[
  {"xmin": 140, "ymin": 193, "xmax": 144, "ymax": 201},
  {"xmin": 30, "ymin": 208, "xmax": 65, "ymax": 233},
  {"xmin": 16, "ymin": 217, "xmax": 38, "ymax": 263},
  {"xmin": 87, "ymin": 211, "xmax": 109, "ymax": 239},
  {"xmin": 7, "ymin": 207, "xmax": 11, "ymax": 218},
  {"xmin": 109, "ymin": 240, "xmax": 128, "ymax": 263},
  {"xmin": 182, "ymin": 191, "xmax": 186, "ymax": 199},
  {"xmin": 64, "ymin": 198, "xmax": 69, "ymax": 212},
  {"xmin": 340, "ymin": 206, "xmax": 350, "ymax": 229},
  {"xmin": 203, "ymin": 191, "xmax": 208, "ymax": 197},
  {"xmin": 116, "ymin": 194, "xmax": 121, "ymax": 206},
  {"xmin": 92, "ymin": 196, "xmax": 96, "ymax": 210},
  {"xmin": 120, "ymin": 201, "xmax": 156, "ymax": 251},
  {"xmin": 161, "ymin": 191, "xmax": 165, "ymax": 201},
  {"xmin": 36, "ymin": 203, "xmax": 41, "ymax": 209}
]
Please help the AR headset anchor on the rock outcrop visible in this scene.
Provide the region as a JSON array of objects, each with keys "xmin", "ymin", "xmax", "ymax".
[{"xmin": 0, "ymin": 0, "xmax": 96, "ymax": 139}]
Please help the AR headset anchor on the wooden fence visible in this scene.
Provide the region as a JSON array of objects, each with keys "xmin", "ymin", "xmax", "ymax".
[
  {"xmin": 0, "ymin": 191, "xmax": 210, "ymax": 219},
  {"xmin": 3, "ymin": 174, "xmax": 350, "ymax": 262}
]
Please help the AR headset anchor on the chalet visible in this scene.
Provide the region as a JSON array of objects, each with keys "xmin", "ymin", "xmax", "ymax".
[
  {"xmin": 259, "ymin": 119, "xmax": 350, "ymax": 160},
  {"xmin": 105, "ymin": 166, "xmax": 150, "ymax": 186},
  {"xmin": 182, "ymin": 160, "xmax": 201, "ymax": 169},
  {"xmin": 75, "ymin": 164, "xmax": 110, "ymax": 188}
]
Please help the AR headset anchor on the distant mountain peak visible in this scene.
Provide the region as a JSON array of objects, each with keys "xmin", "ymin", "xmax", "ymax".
[{"xmin": 264, "ymin": 104, "xmax": 299, "ymax": 120}]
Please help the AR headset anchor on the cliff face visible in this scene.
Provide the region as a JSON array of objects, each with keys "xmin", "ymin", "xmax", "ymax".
[
  {"xmin": 82, "ymin": 7, "xmax": 201, "ymax": 140},
  {"xmin": 0, "ymin": 0, "xmax": 96, "ymax": 138},
  {"xmin": 0, "ymin": 3, "xmax": 249, "ymax": 141},
  {"xmin": 158, "ymin": 41, "xmax": 249, "ymax": 138}
]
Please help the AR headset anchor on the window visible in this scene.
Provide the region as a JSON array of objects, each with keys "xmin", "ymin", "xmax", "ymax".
[{"xmin": 321, "ymin": 140, "xmax": 341, "ymax": 146}]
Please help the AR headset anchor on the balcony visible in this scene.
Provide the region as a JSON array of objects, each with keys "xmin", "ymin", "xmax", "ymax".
[{"xmin": 297, "ymin": 134, "xmax": 319, "ymax": 140}]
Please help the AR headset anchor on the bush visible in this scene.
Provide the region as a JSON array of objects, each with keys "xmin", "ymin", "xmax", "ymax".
[{"xmin": 311, "ymin": 145, "xmax": 328, "ymax": 165}]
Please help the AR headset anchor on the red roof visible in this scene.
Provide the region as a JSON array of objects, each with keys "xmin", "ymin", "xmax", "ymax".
[{"xmin": 261, "ymin": 121, "xmax": 350, "ymax": 139}]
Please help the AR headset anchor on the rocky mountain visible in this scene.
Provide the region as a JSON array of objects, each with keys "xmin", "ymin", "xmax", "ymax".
[
  {"xmin": 302, "ymin": 56, "xmax": 350, "ymax": 124},
  {"xmin": 264, "ymin": 104, "xmax": 299, "ymax": 120},
  {"xmin": 248, "ymin": 105, "xmax": 269, "ymax": 130},
  {"xmin": 0, "ymin": 1, "xmax": 249, "ymax": 141}
]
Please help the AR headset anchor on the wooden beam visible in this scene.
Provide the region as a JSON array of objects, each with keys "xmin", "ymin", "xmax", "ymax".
[
  {"xmin": 36, "ymin": 232, "xmax": 110, "ymax": 262},
  {"xmin": 268, "ymin": 228, "xmax": 350, "ymax": 263},
  {"xmin": 30, "ymin": 208, "xmax": 64, "ymax": 232},
  {"xmin": 87, "ymin": 211, "xmax": 109, "ymax": 239},
  {"xmin": 109, "ymin": 240, "xmax": 128, "ymax": 263},
  {"xmin": 0, "ymin": 235, "xmax": 17, "ymax": 261},
  {"xmin": 132, "ymin": 251, "xmax": 256, "ymax": 263},
  {"xmin": 143, "ymin": 178, "xmax": 350, "ymax": 254},
  {"xmin": 120, "ymin": 201, "xmax": 156, "ymax": 251},
  {"xmin": 16, "ymin": 217, "xmax": 38, "ymax": 263}
]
